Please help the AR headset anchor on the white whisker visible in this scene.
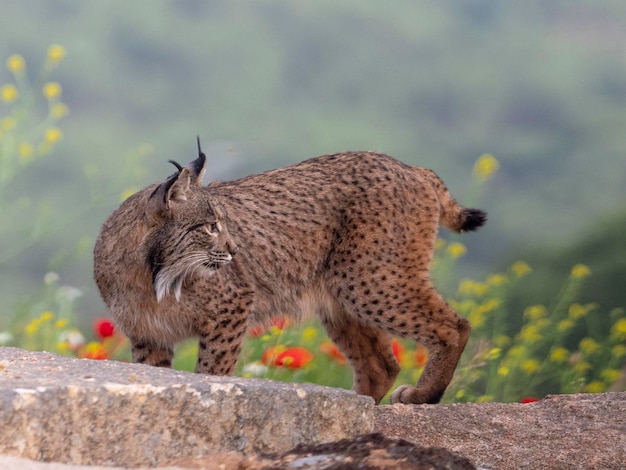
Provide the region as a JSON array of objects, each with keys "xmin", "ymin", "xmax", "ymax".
[{"xmin": 154, "ymin": 250, "xmax": 232, "ymax": 303}]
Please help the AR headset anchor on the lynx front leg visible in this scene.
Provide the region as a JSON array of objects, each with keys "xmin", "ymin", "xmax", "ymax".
[
  {"xmin": 195, "ymin": 315, "xmax": 247, "ymax": 375},
  {"xmin": 131, "ymin": 341, "xmax": 174, "ymax": 368},
  {"xmin": 320, "ymin": 310, "xmax": 400, "ymax": 404}
]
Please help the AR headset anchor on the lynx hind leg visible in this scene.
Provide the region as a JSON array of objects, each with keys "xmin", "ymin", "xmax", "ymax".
[
  {"xmin": 132, "ymin": 341, "xmax": 174, "ymax": 368},
  {"xmin": 319, "ymin": 310, "xmax": 400, "ymax": 404},
  {"xmin": 389, "ymin": 280, "xmax": 471, "ymax": 405}
]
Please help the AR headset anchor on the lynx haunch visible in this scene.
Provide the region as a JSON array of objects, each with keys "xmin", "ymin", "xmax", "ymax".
[{"xmin": 94, "ymin": 141, "xmax": 486, "ymax": 404}]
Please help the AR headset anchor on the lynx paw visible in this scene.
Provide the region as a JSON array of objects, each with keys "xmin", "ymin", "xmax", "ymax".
[{"xmin": 389, "ymin": 385, "xmax": 443, "ymax": 405}]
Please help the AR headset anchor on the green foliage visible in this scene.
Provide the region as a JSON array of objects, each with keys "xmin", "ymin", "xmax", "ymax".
[
  {"xmin": 446, "ymin": 261, "xmax": 625, "ymax": 402},
  {"xmin": 0, "ymin": 46, "xmax": 67, "ymax": 263}
]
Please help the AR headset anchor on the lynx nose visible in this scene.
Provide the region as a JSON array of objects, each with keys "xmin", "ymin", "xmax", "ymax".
[{"xmin": 229, "ymin": 243, "xmax": 240, "ymax": 256}]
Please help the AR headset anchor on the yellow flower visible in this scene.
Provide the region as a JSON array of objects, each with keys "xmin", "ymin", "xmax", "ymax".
[
  {"xmin": 568, "ymin": 303, "xmax": 588, "ymax": 319},
  {"xmin": 519, "ymin": 324, "xmax": 542, "ymax": 342},
  {"xmin": 473, "ymin": 153, "xmax": 500, "ymax": 180},
  {"xmin": 2, "ymin": 117, "xmax": 16, "ymax": 130},
  {"xmin": 612, "ymin": 344, "xmax": 626, "ymax": 358},
  {"xmin": 586, "ymin": 381, "xmax": 605, "ymax": 394},
  {"xmin": 7, "ymin": 54, "xmax": 25, "ymax": 73},
  {"xmin": 458, "ymin": 279, "xmax": 477, "ymax": 296},
  {"xmin": 600, "ymin": 368, "xmax": 622, "ymax": 384},
  {"xmin": 120, "ymin": 188, "xmax": 138, "ymax": 202},
  {"xmin": 301, "ymin": 326, "xmax": 318, "ymax": 341},
  {"xmin": 557, "ymin": 319, "xmax": 575, "ymax": 331},
  {"xmin": 267, "ymin": 326, "xmax": 281, "ymax": 336},
  {"xmin": 468, "ymin": 299, "xmax": 500, "ymax": 327},
  {"xmin": 447, "ymin": 242, "xmax": 467, "ymax": 259},
  {"xmin": 486, "ymin": 273, "xmax": 507, "ymax": 286},
  {"xmin": 458, "ymin": 280, "xmax": 490, "ymax": 298},
  {"xmin": 550, "ymin": 347, "xmax": 569, "ymax": 363},
  {"xmin": 507, "ymin": 345, "xmax": 525, "ymax": 358},
  {"xmin": 524, "ymin": 305, "xmax": 547, "ymax": 321},
  {"xmin": 476, "ymin": 395, "xmax": 493, "ymax": 403},
  {"xmin": 25, "ymin": 319, "xmax": 40, "ymax": 336},
  {"xmin": 571, "ymin": 264, "xmax": 591, "ymax": 279},
  {"xmin": 455, "ymin": 389, "xmax": 466, "ymax": 399},
  {"xmin": 610, "ymin": 318, "xmax": 626, "ymax": 341},
  {"xmin": 43, "ymin": 82, "xmax": 62, "ymax": 100},
  {"xmin": 40, "ymin": 311, "xmax": 55, "ymax": 322},
  {"xmin": 494, "ymin": 334, "xmax": 511, "ymax": 348},
  {"xmin": 573, "ymin": 361, "xmax": 592, "ymax": 375},
  {"xmin": 449, "ymin": 299, "xmax": 475, "ymax": 316},
  {"xmin": 486, "ymin": 348, "xmax": 501, "ymax": 361},
  {"xmin": 497, "ymin": 366, "xmax": 510, "ymax": 376},
  {"xmin": 579, "ymin": 337, "xmax": 599, "ymax": 356},
  {"xmin": 45, "ymin": 127, "xmax": 63, "ymax": 143},
  {"xmin": 19, "ymin": 143, "xmax": 34, "ymax": 161},
  {"xmin": 54, "ymin": 319, "xmax": 68, "ymax": 329},
  {"xmin": 47, "ymin": 44, "xmax": 67, "ymax": 63},
  {"xmin": 521, "ymin": 359, "xmax": 540, "ymax": 375},
  {"xmin": 510, "ymin": 261, "xmax": 532, "ymax": 277},
  {"xmin": 1, "ymin": 84, "xmax": 19, "ymax": 102},
  {"xmin": 51, "ymin": 103, "xmax": 69, "ymax": 118}
]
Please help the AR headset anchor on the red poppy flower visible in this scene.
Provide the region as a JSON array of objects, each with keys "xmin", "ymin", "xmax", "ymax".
[
  {"xmin": 520, "ymin": 397, "xmax": 540, "ymax": 404},
  {"xmin": 248, "ymin": 325, "xmax": 264, "ymax": 338},
  {"xmin": 262, "ymin": 346, "xmax": 313, "ymax": 369},
  {"xmin": 261, "ymin": 346, "xmax": 281, "ymax": 365},
  {"xmin": 94, "ymin": 318, "xmax": 115, "ymax": 339},
  {"xmin": 320, "ymin": 340, "xmax": 347, "ymax": 365},
  {"xmin": 78, "ymin": 342, "xmax": 109, "ymax": 360},
  {"xmin": 271, "ymin": 317, "xmax": 287, "ymax": 330},
  {"xmin": 414, "ymin": 346, "xmax": 428, "ymax": 368},
  {"xmin": 392, "ymin": 339, "xmax": 404, "ymax": 362}
]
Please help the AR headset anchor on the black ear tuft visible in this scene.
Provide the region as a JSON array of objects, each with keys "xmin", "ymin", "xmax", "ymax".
[
  {"xmin": 197, "ymin": 135, "xmax": 205, "ymax": 159},
  {"xmin": 168, "ymin": 160, "xmax": 184, "ymax": 172},
  {"xmin": 187, "ymin": 136, "xmax": 207, "ymax": 186}
]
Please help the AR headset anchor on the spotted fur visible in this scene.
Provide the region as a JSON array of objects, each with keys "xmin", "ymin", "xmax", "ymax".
[{"xmin": 94, "ymin": 147, "xmax": 486, "ymax": 404}]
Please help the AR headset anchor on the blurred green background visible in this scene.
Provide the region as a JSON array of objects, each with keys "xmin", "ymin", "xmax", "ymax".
[{"xmin": 1, "ymin": 1, "xmax": 625, "ymax": 328}]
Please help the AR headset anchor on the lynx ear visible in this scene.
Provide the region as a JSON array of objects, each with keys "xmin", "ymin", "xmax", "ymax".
[
  {"xmin": 145, "ymin": 168, "xmax": 192, "ymax": 224},
  {"xmin": 164, "ymin": 167, "xmax": 192, "ymax": 206},
  {"xmin": 187, "ymin": 135, "xmax": 207, "ymax": 187}
]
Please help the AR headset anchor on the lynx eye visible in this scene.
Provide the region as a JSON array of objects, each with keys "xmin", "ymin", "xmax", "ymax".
[{"xmin": 207, "ymin": 222, "xmax": 219, "ymax": 234}]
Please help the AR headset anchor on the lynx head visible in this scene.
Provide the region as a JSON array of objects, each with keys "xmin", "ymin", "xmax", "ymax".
[{"xmin": 144, "ymin": 138, "xmax": 239, "ymax": 302}]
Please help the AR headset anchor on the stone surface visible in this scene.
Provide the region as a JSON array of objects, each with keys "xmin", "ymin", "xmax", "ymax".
[
  {"xmin": 375, "ymin": 392, "xmax": 626, "ymax": 469},
  {"xmin": 0, "ymin": 348, "xmax": 374, "ymax": 467},
  {"xmin": 2, "ymin": 347, "xmax": 625, "ymax": 469}
]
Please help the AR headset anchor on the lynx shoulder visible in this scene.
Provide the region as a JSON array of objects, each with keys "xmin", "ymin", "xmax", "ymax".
[{"xmin": 94, "ymin": 143, "xmax": 486, "ymax": 404}]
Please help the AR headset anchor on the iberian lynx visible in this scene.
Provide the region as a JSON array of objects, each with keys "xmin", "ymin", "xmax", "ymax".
[{"xmin": 94, "ymin": 140, "xmax": 486, "ymax": 404}]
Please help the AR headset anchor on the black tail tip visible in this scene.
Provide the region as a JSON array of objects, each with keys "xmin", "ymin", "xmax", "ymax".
[{"xmin": 461, "ymin": 209, "xmax": 487, "ymax": 232}]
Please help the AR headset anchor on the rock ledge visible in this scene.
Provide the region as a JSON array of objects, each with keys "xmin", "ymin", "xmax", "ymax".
[
  {"xmin": 0, "ymin": 348, "xmax": 373, "ymax": 467},
  {"xmin": 1, "ymin": 348, "xmax": 625, "ymax": 469}
]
